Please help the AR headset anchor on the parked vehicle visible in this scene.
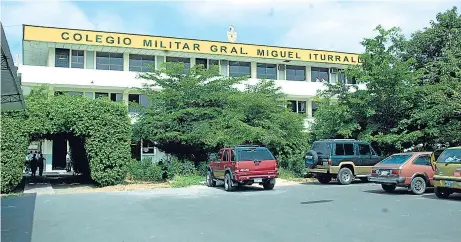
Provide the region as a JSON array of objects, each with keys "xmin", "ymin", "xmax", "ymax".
[
  {"xmin": 430, "ymin": 146, "xmax": 461, "ymax": 199},
  {"xmin": 305, "ymin": 139, "xmax": 382, "ymax": 185},
  {"xmin": 369, "ymin": 152, "xmax": 433, "ymax": 195},
  {"xmin": 206, "ymin": 145, "xmax": 278, "ymax": 191}
]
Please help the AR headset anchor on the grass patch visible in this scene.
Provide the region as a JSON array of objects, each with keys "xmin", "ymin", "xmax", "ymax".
[
  {"xmin": 169, "ymin": 175, "xmax": 205, "ymax": 188},
  {"xmin": 279, "ymin": 168, "xmax": 300, "ymax": 180}
]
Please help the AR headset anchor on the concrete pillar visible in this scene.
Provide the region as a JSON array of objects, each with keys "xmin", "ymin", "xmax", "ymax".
[
  {"xmin": 251, "ymin": 62, "xmax": 257, "ymax": 78},
  {"xmin": 123, "ymin": 52, "xmax": 129, "ymax": 71},
  {"xmin": 190, "ymin": 57, "xmax": 196, "ymax": 67},
  {"xmin": 306, "ymin": 66, "xmax": 312, "ymax": 82},
  {"xmin": 307, "ymin": 99, "xmax": 313, "ymax": 118},
  {"xmin": 48, "ymin": 47, "xmax": 55, "ymax": 67}
]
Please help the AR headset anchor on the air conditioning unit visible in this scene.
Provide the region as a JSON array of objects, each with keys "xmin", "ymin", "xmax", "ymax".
[
  {"xmin": 277, "ymin": 64, "xmax": 286, "ymax": 71},
  {"xmin": 329, "ymin": 68, "xmax": 338, "ymax": 74},
  {"xmin": 220, "ymin": 60, "xmax": 228, "ymax": 66}
]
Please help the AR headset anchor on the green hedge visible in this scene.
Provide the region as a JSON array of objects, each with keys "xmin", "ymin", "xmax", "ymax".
[
  {"xmin": 1, "ymin": 113, "xmax": 29, "ymax": 193},
  {"xmin": 128, "ymin": 158, "xmax": 163, "ymax": 182},
  {"xmin": 1, "ymin": 87, "xmax": 133, "ymax": 192}
]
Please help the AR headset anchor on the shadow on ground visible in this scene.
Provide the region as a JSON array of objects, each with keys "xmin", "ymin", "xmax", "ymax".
[
  {"xmin": 422, "ymin": 193, "xmax": 461, "ymax": 201},
  {"xmin": 46, "ymin": 174, "xmax": 94, "ymax": 190},
  {"xmin": 300, "ymin": 179, "xmax": 370, "ymax": 186},
  {"xmin": 210, "ymin": 180, "xmax": 274, "ymax": 193},
  {"xmin": 363, "ymin": 187, "xmax": 435, "ymax": 196},
  {"xmin": 1, "ymin": 193, "xmax": 36, "ymax": 242}
]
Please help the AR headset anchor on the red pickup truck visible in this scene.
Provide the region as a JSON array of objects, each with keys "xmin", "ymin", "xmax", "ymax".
[{"xmin": 206, "ymin": 145, "xmax": 279, "ymax": 191}]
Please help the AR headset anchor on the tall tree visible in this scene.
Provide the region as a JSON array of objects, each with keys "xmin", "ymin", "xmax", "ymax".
[
  {"xmin": 134, "ymin": 63, "xmax": 308, "ymax": 167},
  {"xmin": 311, "ymin": 7, "xmax": 461, "ymax": 153}
]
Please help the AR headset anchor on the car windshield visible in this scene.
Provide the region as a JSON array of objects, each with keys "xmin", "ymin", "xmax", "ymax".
[
  {"xmin": 379, "ymin": 154, "xmax": 412, "ymax": 165},
  {"xmin": 239, "ymin": 148, "xmax": 275, "ymax": 161},
  {"xmin": 437, "ymin": 149, "xmax": 461, "ymax": 164}
]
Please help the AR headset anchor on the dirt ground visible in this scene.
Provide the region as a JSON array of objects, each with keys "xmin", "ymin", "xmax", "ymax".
[{"xmin": 49, "ymin": 177, "xmax": 313, "ymax": 194}]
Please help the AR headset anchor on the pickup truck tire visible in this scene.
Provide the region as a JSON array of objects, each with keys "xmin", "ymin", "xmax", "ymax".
[
  {"xmin": 317, "ymin": 174, "xmax": 332, "ymax": 184},
  {"xmin": 206, "ymin": 170, "xmax": 216, "ymax": 187},
  {"xmin": 305, "ymin": 150, "xmax": 319, "ymax": 168},
  {"xmin": 337, "ymin": 167, "xmax": 353, "ymax": 185},
  {"xmin": 382, "ymin": 184, "xmax": 396, "ymax": 193},
  {"xmin": 224, "ymin": 173, "xmax": 235, "ymax": 192},
  {"xmin": 410, "ymin": 177, "xmax": 426, "ymax": 195},
  {"xmin": 263, "ymin": 183, "xmax": 275, "ymax": 190}
]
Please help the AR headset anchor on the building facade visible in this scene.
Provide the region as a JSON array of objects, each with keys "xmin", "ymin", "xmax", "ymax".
[{"xmin": 19, "ymin": 25, "xmax": 360, "ymax": 171}]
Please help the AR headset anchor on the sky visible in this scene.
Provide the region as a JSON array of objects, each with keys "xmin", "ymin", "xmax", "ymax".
[{"xmin": 1, "ymin": 0, "xmax": 460, "ymax": 63}]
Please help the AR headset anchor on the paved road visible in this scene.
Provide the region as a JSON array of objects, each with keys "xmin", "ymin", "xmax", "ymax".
[{"xmin": 2, "ymin": 182, "xmax": 461, "ymax": 242}]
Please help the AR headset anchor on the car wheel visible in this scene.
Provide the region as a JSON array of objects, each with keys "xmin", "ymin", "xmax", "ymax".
[
  {"xmin": 263, "ymin": 183, "xmax": 275, "ymax": 190},
  {"xmin": 317, "ymin": 174, "xmax": 332, "ymax": 184},
  {"xmin": 224, "ymin": 173, "xmax": 234, "ymax": 192},
  {"xmin": 410, "ymin": 177, "xmax": 426, "ymax": 195},
  {"xmin": 381, "ymin": 184, "xmax": 396, "ymax": 193},
  {"xmin": 206, "ymin": 170, "xmax": 216, "ymax": 187},
  {"xmin": 435, "ymin": 187, "xmax": 451, "ymax": 199},
  {"xmin": 338, "ymin": 167, "xmax": 353, "ymax": 185}
]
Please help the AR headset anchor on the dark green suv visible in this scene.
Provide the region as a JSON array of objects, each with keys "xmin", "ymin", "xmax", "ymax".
[{"xmin": 305, "ymin": 139, "xmax": 382, "ymax": 185}]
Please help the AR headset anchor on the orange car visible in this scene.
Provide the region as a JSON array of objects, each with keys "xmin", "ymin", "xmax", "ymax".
[{"xmin": 369, "ymin": 152, "xmax": 434, "ymax": 195}]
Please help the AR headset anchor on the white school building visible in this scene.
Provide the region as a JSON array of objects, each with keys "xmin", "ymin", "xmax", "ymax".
[{"xmin": 19, "ymin": 25, "xmax": 360, "ymax": 171}]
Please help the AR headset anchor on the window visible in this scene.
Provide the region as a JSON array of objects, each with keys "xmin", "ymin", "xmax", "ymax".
[
  {"xmin": 312, "ymin": 101, "xmax": 318, "ymax": 117},
  {"xmin": 209, "ymin": 59, "xmax": 219, "ymax": 69},
  {"xmin": 166, "ymin": 57, "xmax": 190, "ymax": 74},
  {"xmin": 437, "ymin": 149, "xmax": 461, "ymax": 164},
  {"xmin": 195, "ymin": 58, "xmax": 207, "ymax": 69},
  {"xmin": 257, "ymin": 63, "xmax": 277, "ymax": 79},
  {"xmin": 335, "ymin": 143, "xmax": 354, "ymax": 156},
  {"xmin": 311, "ymin": 67, "xmax": 329, "ymax": 83},
  {"xmin": 110, "ymin": 93, "xmax": 123, "ymax": 102},
  {"xmin": 222, "ymin": 149, "xmax": 229, "ymax": 162},
  {"xmin": 129, "ymin": 54, "xmax": 155, "ymax": 72},
  {"xmin": 96, "ymin": 52, "xmax": 123, "ymax": 71},
  {"xmin": 128, "ymin": 94, "xmax": 149, "ymax": 112},
  {"xmin": 287, "ymin": 100, "xmax": 306, "ymax": 113},
  {"xmin": 71, "ymin": 50, "xmax": 84, "ymax": 69},
  {"xmin": 312, "ymin": 142, "xmax": 330, "ymax": 156},
  {"xmin": 230, "ymin": 150, "xmax": 236, "ymax": 161},
  {"xmin": 55, "ymin": 48, "xmax": 69, "ymax": 68},
  {"xmin": 84, "ymin": 92, "xmax": 94, "ymax": 99},
  {"xmin": 217, "ymin": 150, "xmax": 223, "ymax": 162},
  {"xmin": 380, "ymin": 154, "xmax": 412, "ymax": 165},
  {"xmin": 142, "ymin": 140, "xmax": 155, "ymax": 154},
  {"xmin": 286, "ymin": 65, "xmax": 305, "ymax": 81},
  {"xmin": 239, "ymin": 148, "xmax": 275, "ymax": 161},
  {"xmin": 338, "ymin": 71, "xmax": 356, "ymax": 84},
  {"xmin": 67, "ymin": 91, "xmax": 83, "ymax": 96},
  {"xmin": 95, "ymin": 92, "xmax": 109, "ymax": 99},
  {"xmin": 413, "ymin": 155, "xmax": 431, "ymax": 166},
  {"xmin": 358, "ymin": 144, "xmax": 371, "ymax": 156},
  {"xmin": 229, "ymin": 61, "xmax": 251, "ymax": 77}
]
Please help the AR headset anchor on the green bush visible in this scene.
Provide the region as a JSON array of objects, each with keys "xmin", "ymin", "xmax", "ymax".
[
  {"xmin": 197, "ymin": 162, "xmax": 208, "ymax": 176},
  {"xmin": 128, "ymin": 158, "xmax": 163, "ymax": 182},
  {"xmin": 1, "ymin": 113, "xmax": 29, "ymax": 193},
  {"xmin": 1, "ymin": 87, "xmax": 133, "ymax": 192},
  {"xmin": 161, "ymin": 158, "xmax": 196, "ymax": 179}
]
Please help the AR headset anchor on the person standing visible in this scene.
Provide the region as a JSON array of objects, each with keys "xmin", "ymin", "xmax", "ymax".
[
  {"xmin": 66, "ymin": 152, "xmax": 72, "ymax": 172},
  {"xmin": 38, "ymin": 152, "xmax": 45, "ymax": 176},
  {"xmin": 31, "ymin": 152, "xmax": 38, "ymax": 177}
]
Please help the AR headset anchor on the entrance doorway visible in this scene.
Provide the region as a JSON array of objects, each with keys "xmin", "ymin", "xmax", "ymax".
[{"xmin": 52, "ymin": 135, "xmax": 67, "ymax": 169}]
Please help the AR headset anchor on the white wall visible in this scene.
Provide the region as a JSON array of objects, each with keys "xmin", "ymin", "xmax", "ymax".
[{"xmin": 18, "ymin": 65, "xmax": 333, "ymax": 98}]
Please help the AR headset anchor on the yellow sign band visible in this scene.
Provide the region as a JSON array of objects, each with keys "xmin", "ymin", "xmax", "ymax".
[{"xmin": 24, "ymin": 25, "xmax": 361, "ymax": 65}]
